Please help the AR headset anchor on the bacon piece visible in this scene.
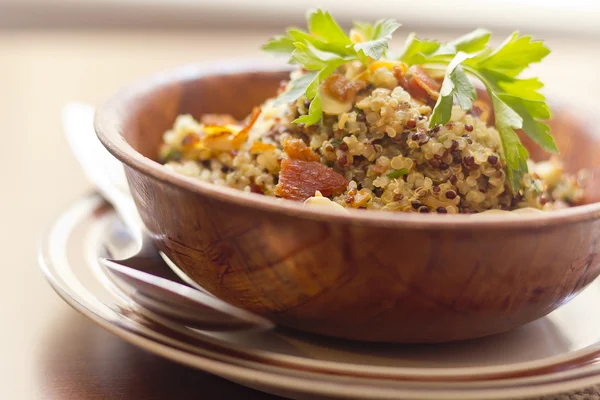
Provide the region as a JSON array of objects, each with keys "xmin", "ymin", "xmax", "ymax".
[
  {"xmin": 322, "ymin": 74, "xmax": 365, "ymax": 103},
  {"xmin": 410, "ymin": 66, "xmax": 441, "ymax": 99},
  {"xmin": 399, "ymin": 66, "xmax": 441, "ymax": 105},
  {"xmin": 283, "ymin": 138, "xmax": 320, "ymax": 162},
  {"xmin": 201, "ymin": 114, "xmax": 239, "ymax": 126},
  {"xmin": 393, "ymin": 65, "xmax": 409, "ymax": 88},
  {"xmin": 275, "ymin": 159, "xmax": 348, "ymax": 201}
]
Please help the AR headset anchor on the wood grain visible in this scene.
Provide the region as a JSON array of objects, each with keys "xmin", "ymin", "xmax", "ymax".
[{"xmin": 95, "ymin": 65, "xmax": 600, "ymax": 343}]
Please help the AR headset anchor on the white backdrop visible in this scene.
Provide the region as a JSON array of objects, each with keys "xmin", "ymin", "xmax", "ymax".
[{"xmin": 1, "ymin": 0, "xmax": 600, "ymax": 36}]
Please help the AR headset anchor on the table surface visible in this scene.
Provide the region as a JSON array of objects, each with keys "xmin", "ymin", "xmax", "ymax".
[{"xmin": 1, "ymin": 29, "xmax": 599, "ymax": 399}]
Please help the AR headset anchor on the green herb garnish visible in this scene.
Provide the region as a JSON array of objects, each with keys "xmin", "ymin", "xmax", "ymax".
[
  {"xmin": 407, "ymin": 32, "xmax": 556, "ymax": 190},
  {"xmin": 387, "ymin": 168, "xmax": 409, "ymax": 179},
  {"xmin": 262, "ymin": 9, "xmax": 556, "ymax": 191},
  {"xmin": 265, "ymin": 9, "xmax": 400, "ymax": 125}
]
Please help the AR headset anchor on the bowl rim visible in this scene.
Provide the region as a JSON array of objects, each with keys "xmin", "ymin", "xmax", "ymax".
[{"xmin": 94, "ymin": 59, "xmax": 600, "ymax": 231}]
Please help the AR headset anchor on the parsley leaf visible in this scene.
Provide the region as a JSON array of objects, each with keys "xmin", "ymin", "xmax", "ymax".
[
  {"xmin": 478, "ymin": 69, "xmax": 546, "ymax": 100},
  {"xmin": 473, "ymin": 69, "xmax": 556, "ymax": 153},
  {"xmin": 273, "ymin": 71, "xmax": 319, "ymax": 106},
  {"xmin": 403, "ymin": 30, "xmax": 553, "ymax": 191},
  {"xmin": 294, "ymin": 94, "xmax": 322, "ymax": 125},
  {"xmin": 265, "ymin": 9, "xmax": 395, "ymax": 127},
  {"xmin": 499, "ymin": 95, "xmax": 558, "ymax": 153},
  {"xmin": 429, "ymin": 52, "xmax": 476, "ymax": 128},
  {"xmin": 490, "ymin": 93, "xmax": 529, "ymax": 191},
  {"xmin": 372, "ymin": 19, "xmax": 403, "ymax": 40},
  {"xmin": 354, "ymin": 19, "xmax": 401, "ymax": 59},
  {"xmin": 264, "ymin": 26, "xmax": 353, "ymax": 57},
  {"xmin": 447, "ymin": 28, "xmax": 491, "ymax": 53},
  {"xmin": 397, "ymin": 33, "xmax": 441, "ymax": 65},
  {"xmin": 307, "ymin": 9, "xmax": 352, "ymax": 45},
  {"xmin": 472, "ymin": 32, "xmax": 550, "ymax": 77},
  {"xmin": 387, "ymin": 168, "xmax": 409, "ymax": 179},
  {"xmin": 467, "ymin": 33, "xmax": 556, "ymax": 160},
  {"xmin": 262, "ymin": 34, "xmax": 296, "ymax": 53},
  {"xmin": 352, "ymin": 21, "xmax": 374, "ymax": 41},
  {"xmin": 291, "ymin": 42, "xmax": 345, "ymax": 70},
  {"xmin": 399, "ymin": 28, "xmax": 491, "ymax": 65},
  {"xmin": 281, "ymin": 64, "xmax": 343, "ymax": 124},
  {"xmin": 287, "ymin": 28, "xmax": 353, "ymax": 55}
]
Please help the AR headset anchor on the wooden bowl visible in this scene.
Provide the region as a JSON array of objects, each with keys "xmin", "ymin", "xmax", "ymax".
[{"xmin": 95, "ymin": 63, "xmax": 600, "ymax": 343}]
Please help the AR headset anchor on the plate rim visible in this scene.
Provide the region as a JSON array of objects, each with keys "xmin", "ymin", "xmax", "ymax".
[{"xmin": 37, "ymin": 193, "xmax": 600, "ymax": 399}]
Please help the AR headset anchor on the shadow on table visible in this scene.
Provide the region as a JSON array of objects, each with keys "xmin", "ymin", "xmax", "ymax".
[{"xmin": 36, "ymin": 311, "xmax": 281, "ymax": 399}]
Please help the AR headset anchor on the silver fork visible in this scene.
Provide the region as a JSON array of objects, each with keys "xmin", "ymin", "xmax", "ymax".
[{"xmin": 63, "ymin": 103, "xmax": 273, "ymax": 332}]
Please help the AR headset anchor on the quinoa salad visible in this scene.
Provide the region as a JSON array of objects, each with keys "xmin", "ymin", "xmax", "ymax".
[{"xmin": 159, "ymin": 11, "xmax": 586, "ymax": 215}]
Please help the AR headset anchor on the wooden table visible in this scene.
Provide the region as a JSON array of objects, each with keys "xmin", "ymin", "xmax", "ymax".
[{"xmin": 1, "ymin": 29, "xmax": 598, "ymax": 399}]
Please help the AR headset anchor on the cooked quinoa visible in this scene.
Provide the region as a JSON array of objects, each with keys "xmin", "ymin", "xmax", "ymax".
[{"xmin": 159, "ymin": 63, "xmax": 584, "ymax": 214}]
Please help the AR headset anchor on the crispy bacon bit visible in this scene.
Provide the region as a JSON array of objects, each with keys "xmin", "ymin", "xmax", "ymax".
[
  {"xmin": 200, "ymin": 114, "xmax": 238, "ymax": 126},
  {"xmin": 393, "ymin": 65, "xmax": 409, "ymax": 88},
  {"xmin": 399, "ymin": 66, "xmax": 441, "ymax": 105},
  {"xmin": 275, "ymin": 159, "xmax": 348, "ymax": 201},
  {"xmin": 323, "ymin": 74, "xmax": 365, "ymax": 103},
  {"xmin": 283, "ymin": 138, "xmax": 320, "ymax": 162},
  {"xmin": 202, "ymin": 107, "xmax": 261, "ymax": 152},
  {"xmin": 410, "ymin": 66, "xmax": 441, "ymax": 99},
  {"xmin": 250, "ymin": 141, "xmax": 277, "ymax": 154}
]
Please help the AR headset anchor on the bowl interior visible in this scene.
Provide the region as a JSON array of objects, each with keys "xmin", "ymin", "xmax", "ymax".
[{"xmin": 121, "ymin": 70, "xmax": 289, "ymax": 163}]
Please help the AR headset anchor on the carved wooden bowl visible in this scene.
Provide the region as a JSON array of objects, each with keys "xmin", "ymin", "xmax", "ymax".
[{"xmin": 95, "ymin": 63, "xmax": 600, "ymax": 343}]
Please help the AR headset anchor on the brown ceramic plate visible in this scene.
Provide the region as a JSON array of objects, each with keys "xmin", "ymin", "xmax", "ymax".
[
  {"xmin": 95, "ymin": 61, "xmax": 600, "ymax": 343},
  {"xmin": 39, "ymin": 194, "xmax": 600, "ymax": 399}
]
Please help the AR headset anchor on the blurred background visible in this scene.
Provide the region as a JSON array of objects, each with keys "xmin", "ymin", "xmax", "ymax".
[
  {"xmin": 3, "ymin": 0, "xmax": 600, "ymax": 33},
  {"xmin": 1, "ymin": 1, "xmax": 599, "ymax": 398}
]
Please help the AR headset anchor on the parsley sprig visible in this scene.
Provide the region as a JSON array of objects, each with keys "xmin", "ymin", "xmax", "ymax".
[
  {"xmin": 264, "ymin": 9, "xmax": 400, "ymax": 125},
  {"xmin": 262, "ymin": 9, "xmax": 556, "ymax": 191},
  {"xmin": 402, "ymin": 31, "xmax": 556, "ymax": 189}
]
